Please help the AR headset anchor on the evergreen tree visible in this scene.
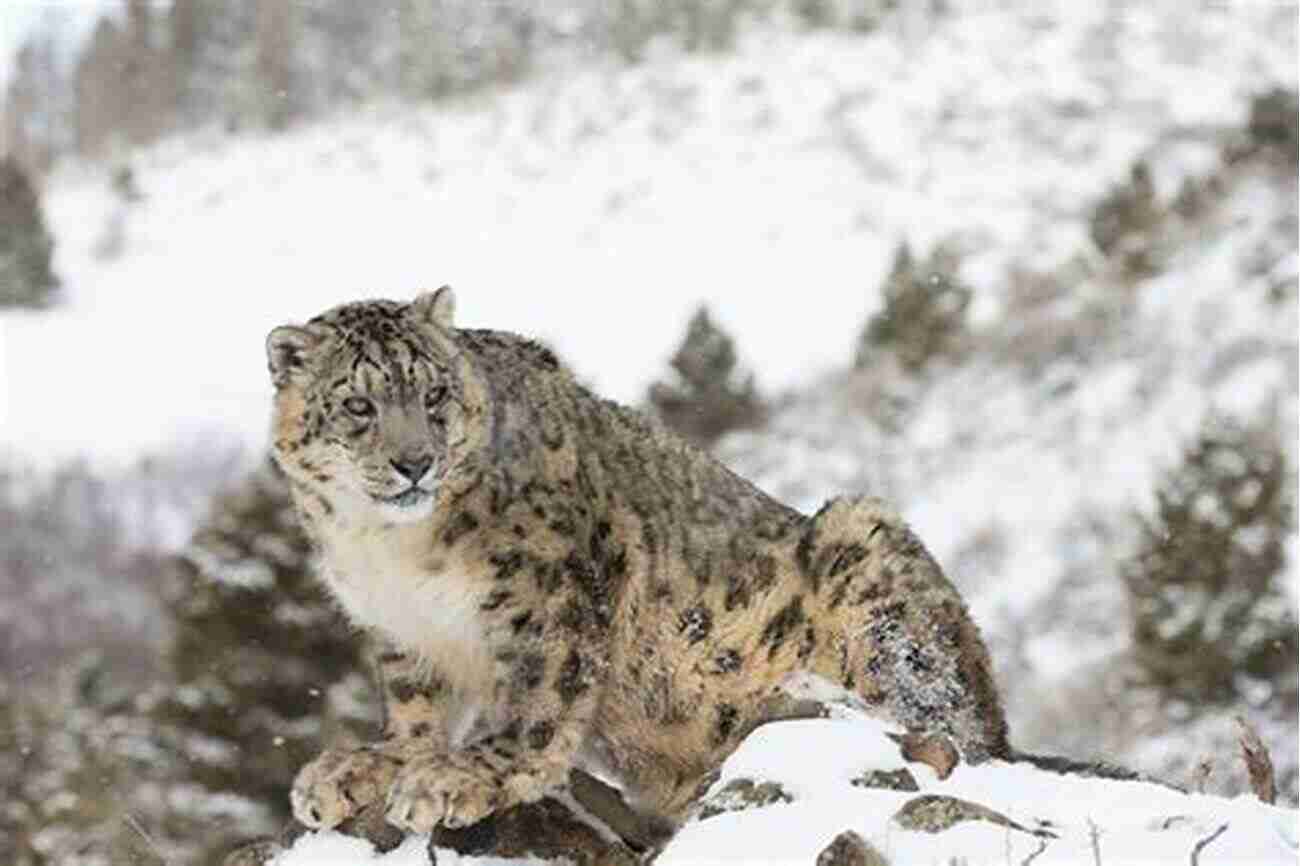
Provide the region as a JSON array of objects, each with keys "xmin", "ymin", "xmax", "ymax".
[
  {"xmin": 0, "ymin": 156, "xmax": 59, "ymax": 309},
  {"xmin": 151, "ymin": 461, "xmax": 373, "ymax": 863},
  {"xmin": 648, "ymin": 305, "xmax": 765, "ymax": 447},
  {"xmin": 855, "ymin": 241, "xmax": 970, "ymax": 373},
  {"xmin": 1122, "ymin": 415, "xmax": 1296, "ymax": 706},
  {"xmin": 1244, "ymin": 87, "xmax": 1298, "ymax": 169}
]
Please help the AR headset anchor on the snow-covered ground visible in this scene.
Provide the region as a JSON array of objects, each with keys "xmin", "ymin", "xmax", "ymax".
[
  {"xmin": 272, "ymin": 715, "xmax": 1298, "ymax": 866},
  {"xmin": 3, "ymin": 1, "xmax": 1296, "ymax": 863}
]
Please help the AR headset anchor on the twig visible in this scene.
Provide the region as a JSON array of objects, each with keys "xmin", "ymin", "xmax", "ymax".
[
  {"xmin": 1189, "ymin": 822, "xmax": 1229, "ymax": 866},
  {"xmin": 1235, "ymin": 716, "xmax": 1276, "ymax": 805},
  {"xmin": 1086, "ymin": 818, "xmax": 1102, "ymax": 866},
  {"xmin": 1019, "ymin": 836, "xmax": 1049, "ymax": 866},
  {"xmin": 1191, "ymin": 757, "xmax": 1213, "ymax": 794},
  {"xmin": 124, "ymin": 811, "xmax": 169, "ymax": 865}
]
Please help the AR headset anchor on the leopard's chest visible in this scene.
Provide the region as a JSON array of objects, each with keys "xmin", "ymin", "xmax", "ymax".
[{"xmin": 319, "ymin": 522, "xmax": 496, "ymax": 697}]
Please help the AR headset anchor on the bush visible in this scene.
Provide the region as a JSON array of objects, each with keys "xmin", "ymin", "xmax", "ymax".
[
  {"xmin": 111, "ymin": 163, "xmax": 143, "ymax": 203},
  {"xmin": 1122, "ymin": 415, "xmax": 1296, "ymax": 706},
  {"xmin": 854, "ymin": 241, "xmax": 971, "ymax": 373},
  {"xmin": 648, "ymin": 304, "xmax": 766, "ymax": 447},
  {"xmin": 0, "ymin": 658, "xmax": 203, "ymax": 866},
  {"xmin": 0, "ymin": 459, "xmax": 182, "ymax": 684},
  {"xmin": 1088, "ymin": 160, "xmax": 1163, "ymax": 278},
  {"xmin": 0, "ymin": 448, "xmax": 268, "ymax": 864},
  {"xmin": 0, "ymin": 156, "xmax": 59, "ymax": 309},
  {"xmin": 1243, "ymin": 87, "xmax": 1298, "ymax": 169}
]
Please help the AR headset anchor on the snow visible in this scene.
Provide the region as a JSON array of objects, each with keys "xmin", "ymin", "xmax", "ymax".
[
  {"xmin": 4, "ymin": 1, "xmax": 1292, "ymax": 468},
  {"xmin": 3, "ymin": 1, "xmax": 1295, "ymax": 862},
  {"xmin": 270, "ymin": 716, "xmax": 1299, "ymax": 866}
]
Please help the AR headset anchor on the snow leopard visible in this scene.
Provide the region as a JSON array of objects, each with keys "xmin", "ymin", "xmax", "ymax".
[{"xmin": 265, "ymin": 286, "xmax": 1010, "ymax": 845}]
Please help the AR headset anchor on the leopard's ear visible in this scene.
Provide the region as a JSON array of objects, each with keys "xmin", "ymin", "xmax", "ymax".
[
  {"xmin": 410, "ymin": 285, "xmax": 455, "ymax": 330},
  {"xmin": 266, "ymin": 325, "xmax": 318, "ymax": 388}
]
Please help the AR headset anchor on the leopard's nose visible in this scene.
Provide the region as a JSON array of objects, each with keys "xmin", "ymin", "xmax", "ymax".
[{"xmin": 390, "ymin": 455, "xmax": 433, "ymax": 482}]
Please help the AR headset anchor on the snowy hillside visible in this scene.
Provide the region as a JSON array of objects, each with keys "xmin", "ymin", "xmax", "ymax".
[
  {"xmin": 2, "ymin": 2, "xmax": 1296, "ymax": 864},
  {"xmin": 271, "ymin": 716, "xmax": 1298, "ymax": 866},
  {"xmin": 4, "ymin": 2, "xmax": 1292, "ymax": 464}
]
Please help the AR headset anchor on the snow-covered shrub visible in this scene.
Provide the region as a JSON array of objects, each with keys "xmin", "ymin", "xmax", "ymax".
[
  {"xmin": 0, "ymin": 448, "xmax": 271, "ymax": 864},
  {"xmin": 1088, "ymin": 160, "xmax": 1165, "ymax": 279},
  {"xmin": 790, "ymin": 0, "xmax": 915, "ymax": 32},
  {"xmin": 992, "ymin": 259, "xmax": 1125, "ymax": 381},
  {"xmin": 0, "ymin": 655, "xmax": 206, "ymax": 866},
  {"xmin": 649, "ymin": 305, "xmax": 767, "ymax": 447},
  {"xmin": 854, "ymin": 242, "xmax": 971, "ymax": 374},
  {"xmin": 0, "ymin": 460, "xmax": 179, "ymax": 683},
  {"xmin": 1170, "ymin": 171, "xmax": 1221, "ymax": 222},
  {"xmin": 0, "ymin": 156, "xmax": 59, "ymax": 309},
  {"xmin": 597, "ymin": 0, "xmax": 741, "ymax": 60},
  {"xmin": 1121, "ymin": 414, "xmax": 1296, "ymax": 707},
  {"xmin": 111, "ymin": 163, "xmax": 143, "ymax": 203},
  {"xmin": 1243, "ymin": 87, "xmax": 1297, "ymax": 169}
]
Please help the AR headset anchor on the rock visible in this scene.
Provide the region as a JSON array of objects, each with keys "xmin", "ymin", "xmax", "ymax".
[
  {"xmin": 815, "ymin": 829, "xmax": 890, "ymax": 866},
  {"xmin": 221, "ymin": 838, "xmax": 284, "ymax": 866},
  {"xmin": 885, "ymin": 732, "xmax": 959, "ymax": 779},
  {"xmin": 430, "ymin": 796, "xmax": 639, "ymax": 866},
  {"xmin": 222, "ymin": 819, "xmax": 309, "ymax": 866},
  {"xmin": 850, "ymin": 768, "xmax": 919, "ymax": 792},
  {"xmin": 892, "ymin": 795, "xmax": 1055, "ymax": 838},
  {"xmin": 697, "ymin": 777, "xmax": 794, "ymax": 819}
]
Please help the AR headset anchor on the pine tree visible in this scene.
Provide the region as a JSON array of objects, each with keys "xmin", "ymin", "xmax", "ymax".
[
  {"xmin": 151, "ymin": 461, "xmax": 373, "ymax": 863},
  {"xmin": 648, "ymin": 305, "xmax": 765, "ymax": 447},
  {"xmin": 0, "ymin": 156, "xmax": 59, "ymax": 309},
  {"xmin": 1122, "ymin": 415, "xmax": 1296, "ymax": 705},
  {"xmin": 855, "ymin": 241, "xmax": 971, "ymax": 373},
  {"xmin": 1245, "ymin": 87, "xmax": 1298, "ymax": 168}
]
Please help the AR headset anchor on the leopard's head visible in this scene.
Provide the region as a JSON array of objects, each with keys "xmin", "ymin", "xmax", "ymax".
[{"xmin": 266, "ymin": 286, "xmax": 473, "ymax": 523}]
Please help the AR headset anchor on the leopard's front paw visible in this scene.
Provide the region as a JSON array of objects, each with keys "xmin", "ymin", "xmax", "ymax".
[
  {"xmin": 385, "ymin": 754, "xmax": 504, "ymax": 834},
  {"xmin": 291, "ymin": 746, "xmax": 402, "ymax": 829}
]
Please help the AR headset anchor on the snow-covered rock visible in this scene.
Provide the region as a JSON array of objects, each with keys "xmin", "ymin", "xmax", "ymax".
[{"xmin": 268, "ymin": 716, "xmax": 1298, "ymax": 866}]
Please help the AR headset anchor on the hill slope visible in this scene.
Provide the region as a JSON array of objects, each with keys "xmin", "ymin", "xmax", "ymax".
[{"xmin": 2, "ymin": 3, "xmax": 1295, "ymax": 863}]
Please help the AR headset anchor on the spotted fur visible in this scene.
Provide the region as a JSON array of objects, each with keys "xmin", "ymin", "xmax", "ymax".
[{"xmin": 269, "ymin": 287, "xmax": 1010, "ymax": 841}]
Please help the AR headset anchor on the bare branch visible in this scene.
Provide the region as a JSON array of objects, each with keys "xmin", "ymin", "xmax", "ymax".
[
  {"xmin": 1086, "ymin": 819, "xmax": 1103, "ymax": 866},
  {"xmin": 123, "ymin": 811, "xmax": 172, "ymax": 866},
  {"xmin": 1020, "ymin": 836, "xmax": 1050, "ymax": 866},
  {"xmin": 1189, "ymin": 823, "xmax": 1229, "ymax": 866}
]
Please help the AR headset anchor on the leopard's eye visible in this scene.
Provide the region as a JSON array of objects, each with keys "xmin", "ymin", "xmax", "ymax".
[
  {"xmin": 343, "ymin": 396, "xmax": 375, "ymax": 418},
  {"xmin": 425, "ymin": 385, "xmax": 449, "ymax": 412}
]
